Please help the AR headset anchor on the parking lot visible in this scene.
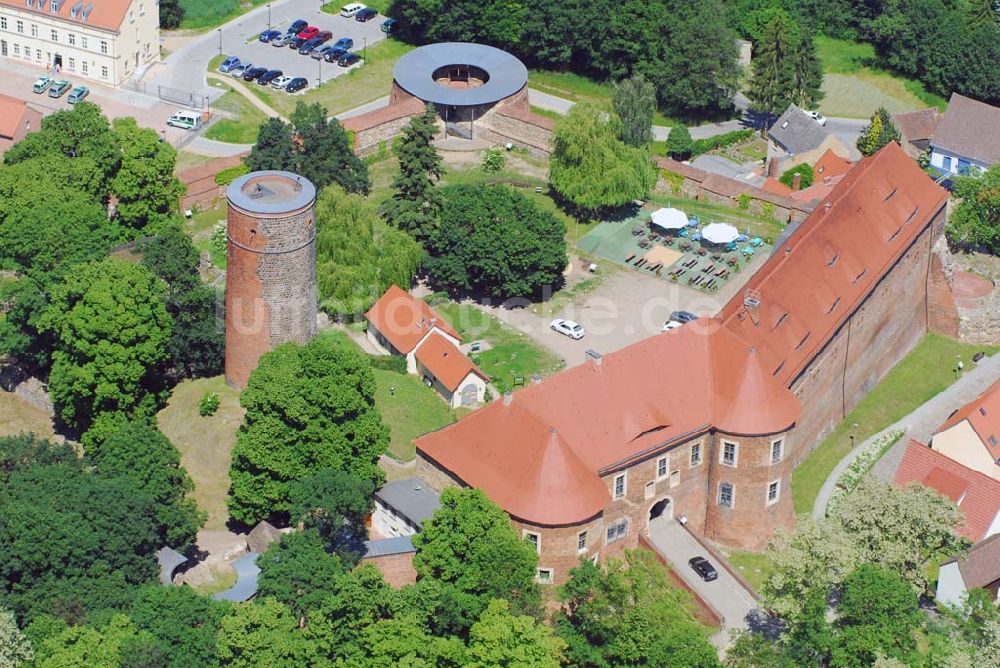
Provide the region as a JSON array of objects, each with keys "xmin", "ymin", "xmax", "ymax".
[{"xmin": 217, "ymin": 9, "xmax": 388, "ymax": 91}]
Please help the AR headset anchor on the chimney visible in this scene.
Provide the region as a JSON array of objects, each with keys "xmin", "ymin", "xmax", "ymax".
[
  {"xmin": 531, "ymin": 373, "xmax": 542, "ymax": 384},
  {"xmin": 767, "ymin": 158, "xmax": 779, "ymax": 177},
  {"xmin": 503, "ymin": 391, "xmax": 513, "ymax": 406},
  {"xmin": 585, "ymin": 349, "xmax": 602, "ymax": 367},
  {"xmin": 791, "ymin": 173, "xmax": 802, "ymax": 191}
]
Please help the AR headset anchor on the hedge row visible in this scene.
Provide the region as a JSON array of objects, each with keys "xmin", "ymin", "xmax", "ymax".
[
  {"xmin": 367, "ymin": 354, "xmax": 407, "ymax": 374},
  {"xmin": 214, "ymin": 163, "xmax": 250, "ymax": 186},
  {"xmin": 689, "ymin": 129, "xmax": 756, "ymax": 158}
]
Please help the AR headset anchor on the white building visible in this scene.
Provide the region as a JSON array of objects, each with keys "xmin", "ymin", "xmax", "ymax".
[
  {"xmin": 929, "ymin": 93, "xmax": 1000, "ymax": 176},
  {"xmin": 0, "ymin": 0, "xmax": 159, "ymax": 87}
]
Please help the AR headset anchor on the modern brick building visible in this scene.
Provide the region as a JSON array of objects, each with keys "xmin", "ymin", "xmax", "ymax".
[
  {"xmin": 0, "ymin": 0, "xmax": 159, "ymax": 87},
  {"xmin": 416, "ymin": 143, "xmax": 950, "ymax": 585},
  {"xmin": 224, "ymin": 171, "xmax": 317, "ymax": 389}
]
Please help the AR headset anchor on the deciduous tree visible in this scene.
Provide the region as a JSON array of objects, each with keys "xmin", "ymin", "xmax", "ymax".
[
  {"xmin": 0, "ymin": 607, "xmax": 33, "ymax": 668},
  {"xmin": 832, "ymin": 565, "xmax": 921, "ymax": 668},
  {"xmin": 613, "ymin": 75, "xmax": 656, "ymax": 148},
  {"xmin": 947, "ymin": 162, "xmax": 1000, "ymax": 253},
  {"xmin": 110, "ymin": 118, "xmax": 184, "ymax": 235},
  {"xmin": 244, "ymin": 118, "xmax": 295, "ymax": 173},
  {"xmin": 158, "ymin": 0, "xmax": 184, "ymax": 29},
  {"xmin": 129, "ymin": 585, "xmax": 226, "ymax": 668},
  {"xmin": 216, "ymin": 598, "xmax": 318, "ymax": 667},
  {"xmin": 256, "ymin": 529, "xmax": 347, "ymax": 617},
  {"xmin": 466, "ymin": 599, "xmax": 566, "ymax": 667},
  {"xmin": 288, "ymin": 467, "xmax": 373, "ymax": 558},
  {"xmin": 34, "ymin": 614, "xmax": 160, "ymax": 668}
]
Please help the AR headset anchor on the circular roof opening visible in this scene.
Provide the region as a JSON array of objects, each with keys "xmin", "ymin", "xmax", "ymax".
[{"xmin": 394, "ymin": 42, "xmax": 528, "ymax": 106}]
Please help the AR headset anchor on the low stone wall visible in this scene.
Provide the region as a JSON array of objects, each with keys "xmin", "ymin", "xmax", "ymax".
[
  {"xmin": 0, "ymin": 365, "xmax": 53, "ymax": 416},
  {"xmin": 352, "ymin": 114, "xmax": 419, "ymax": 156}
]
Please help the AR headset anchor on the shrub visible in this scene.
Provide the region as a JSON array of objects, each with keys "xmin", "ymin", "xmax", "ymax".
[
  {"xmin": 481, "ymin": 147, "xmax": 507, "ymax": 173},
  {"xmin": 664, "ymin": 124, "xmax": 692, "ymax": 160},
  {"xmin": 827, "ymin": 429, "xmax": 905, "ymax": 516},
  {"xmin": 779, "ymin": 163, "xmax": 815, "ymax": 189},
  {"xmin": 199, "ymin": 391, "xmax": 220, "ymax": 417},
  {"xmin": 367, "ymin": 354, "xmax": 407, "ymax": 374},
  {"xmin": 688, "ymin": 129, "xmax": 755, "ymax": 158},
  {"xmin": 660, "ymin": 169, "xmax": 684, "ymax": 195},
  {"xmin": 210, "ymin": 220, "xmax": 226, "ymax": 259},
  {"xmin": 214, "ymin": 164, "xmax": 249, "ymax": 186},
  {"xmin": 738, "ymin": 193, "xmax": 751, "ymax": 210}
]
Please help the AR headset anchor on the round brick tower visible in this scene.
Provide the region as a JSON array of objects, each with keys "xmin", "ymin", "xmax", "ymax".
[{"xmin": 225, "ymin": 171, "xmax": 317, "ymax": 389}]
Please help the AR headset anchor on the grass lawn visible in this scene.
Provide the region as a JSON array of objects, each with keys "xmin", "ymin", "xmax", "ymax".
[
  {"xmin": 791, "ymin": 333, "xmax": 999, "ymax": 516},
  {"xmin": 530, "ymin": 105, "xmax": 563, "ymax": 122},
  {"xmin": 179, "ymin": 0, "xmax": 270, "ymax": 32},
  {"xmin": 726, "ymin": 549, "xmax": 775, "ymax": 592},
  {"xmin": 815, "ymin": 36, "xmax": 947, "ymax": 118},
  {"xmin": 190, "ymin": 567, "xmax": 238, "ymax": 596},
  {"xmin": 0, "ymin": 392, "xmax": 54, "ymax": 439},
  {"xmin": 204, "ymin": 84, "xmax": 266, "ymax": 144},
  {"xmin": 373, "ymin": 368, "xmax": 459, "ymax": 461},
  {"xmin": 528, "ymin": 69, "xmax": 678, "ymax": 127},
  {"xmin": 433, "ymin": 302, "xmax": 566, "ymax": 393},
  {"xmin": 174, "ymin": 150, "xmax": 218, "ymax": 174},
  {"xmin": 183, "ymin": 199, "xmax": 227, "ymax": 269},
  {"xmin": 158, "ymin": 376, "xmax": 244, "ymax": 532},
  {"xmin": 322, "ymin": 0, "xmax": 390, "ymax": 13}
]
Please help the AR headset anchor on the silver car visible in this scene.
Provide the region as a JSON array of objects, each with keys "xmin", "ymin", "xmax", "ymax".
[
  {"xmin": 230, "ymin": 62, "xmax": 251, "ymax": 78},
  {"xmin": 271, "ymin": 33, "xmax": 291, "ymax": 47},
  {"xmin": 270, "ymin": 75, "xmax": 293, "ymax": 90}
]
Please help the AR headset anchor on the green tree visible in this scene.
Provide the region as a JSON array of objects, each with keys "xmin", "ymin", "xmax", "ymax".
[
  {"xmin": 779, "ymin": 163, "xmax": 815, "ymax": 189},
  {"xmin": 412, "ymin": 488, "xmax": 541, "ymax": 616},
  {"xmin": 857, "ymin": 107, "xmax": 901, "ymax": 156},
  {"xmin": 664, "ymin": 124, "xmax": 693, "ymax": 160},
  {"xmin": 315, "ymin": 185, "xmax": 423, "ymax": 317},
  {"xmin": 110, "ymin": 118, "xmax": 183, "ymax": 235},
  {"xmin": 790, "ymin": 31, "xmax": 824, "ymax": 109},
  {"xmin": 89, "ymin": 420, "xmax": 205, "ymax": 551},
  {"xmin": 158, "ymin": 0, "xmax": 184, "ymax": 29},
  {"xmin": 382, "ymin": 104, "xmax": 444, "ymax": 240},
  {"xmin": 0, "ymin": 607, "xmax": 33, "ymax": 667},
  {"xmin": 34, "ymin": 614, "xmax": 159, "ymax": 668},
  {"xmin": 550, "ymin": 103, "xmax": 656, "ymax": 212},
  {"xmin": 356, "ymin": 617, "xmax": 468, "ymax": 667},
  {"xmin": 291, "ymin": 102, "xmax": 370, "ymax": 194},
  {"xmin": 424, "ymin": 184, "xmax": 567, "ymax": 299},
  {"xmin": 244, "ymin": 118, "xmax": 295, "ymax": 173},
  {"xmin": 215, "ymin": 598, "xmax": 318, "ymax": 667},
  {"xmin": 613, "ymin": 74, "xmax": 656, "ymax": 148},
  {"xmin": 256, "ymin": 529, "xmax": 347, "ymax": 617},
  {"xmin": 227, "ymin": 336, "xmax": 388, "ymax": 526},
  {"xmin": 785, "ymin": 585, "xmax": 834, "ymax": 666},
  {"xmin": 746, "ymin": 13, "xmax": 798, "ymax": 119},
  {"xmin": 38, "ymin": 258, "xmax": 172, "ymax": 435},
  {"xmin": 129, "ymin": 585, "xmax": 226, "ymax": 668},
  {"xmin": 947, "ymin": 162, "xmax": 1000, "ymax": 253},
  {"xmin": 288, "ymin": 467, "xmax": 374, "ymax": 557},
  {"xmin": 466, "ymin": 599, "xmax": 566, "ymax": 668},
  {"xmin": 832, "ymin": 565, "xmax": 921, "ymax": 668},
  {"xmin": 0, "ymin": 279, "xmax": 54, "ymax": 375}
]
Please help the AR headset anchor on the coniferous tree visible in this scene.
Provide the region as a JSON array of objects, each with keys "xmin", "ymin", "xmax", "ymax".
[
  {"xmin": 382, "ymin": 104, "xmax": 443, "ymax": 241},
  {"xmin": 612, "ymin": 74, "xmax": 656, "ymax": 148},
  {"xmin": 746, "ymin": 14, "xmax": 798, "ymax": 121},
  {"xmin": 664, "ymin": 124, "xmax": 693, "ymax": 160},
  {"xmin": 857, "ymin": 107, "xmax": 901, "ymax": 156},
  {"xmin": 790, "ymin": 31, "xmax": 824, "ymax": 109}
]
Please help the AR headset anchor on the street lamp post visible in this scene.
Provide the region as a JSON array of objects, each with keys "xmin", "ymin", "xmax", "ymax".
[
  {"xmin": 363, "ymin": 36, "xmax": 367, "ymax": 63},
  {"xmin": 267, "ymin": 4, "xmax": 271, "ymax": 31},
  {"xmin": 217, "ymin": 28, "xmax": 222, "ymax": 55},
  {"xmin": 317, "ymin": 58, "xmax": 322, "ymax": 88}
]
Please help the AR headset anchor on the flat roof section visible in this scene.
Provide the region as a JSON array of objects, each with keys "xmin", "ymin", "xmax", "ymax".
[
  {"xmin": 393, "ymin": 42, "xmax": 528, "ymax": 107},
  {"xmin": 227, "ymin": 171, "xmax": 317, "ymax": 215}
]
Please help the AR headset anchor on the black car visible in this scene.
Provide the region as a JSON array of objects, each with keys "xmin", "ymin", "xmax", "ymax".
[
  {"xmin": 298, "ymin": 38, "xmax": 324, "ymax": 55},
  {"xmin": 287, "ymin": 19, "xmax": 307, "ymax": 35},
  {"xmin": 285, "ymin": 77, "xmax": 308, "ymax": 94},
  {"xmin": 242, "ymin": 66, "xmax": 267, "ymax": 81},
  {"xmin": 355, "ymin": 7, "xmax": 377, "ymax": 21},
  {"xmin": 258, "ymin": 69, "xmax": 283, "ymax": 85},
  {"xmin": 670, "ymin": 310, "xmax": 698, "ymax": 324},
  {"xmin": 323, "ymin": 47, "xmax": 348, "ymax": 63},
  {"xmin": 688, "ymin": 557, "xmax": 718, "ymax": 582},
  {"xmin": 337, "ymin": 52, "xmax": 361, "ymax": 67},
  {"xmin": 287, "ymin": 36, "xmax": 306, "ymax": 49}
]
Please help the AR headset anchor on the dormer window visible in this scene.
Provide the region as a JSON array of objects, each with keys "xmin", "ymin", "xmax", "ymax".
[
  {"xmin": 795, "ymin": 332, "xmax": 811, "ymax": 351},
  {"xmin": 773, "ymin": 313, "xmax": 788, "ymax": 330},
  {"xmin": 980, "ymin": 407, "xmax": 987, "ymax": 416},
  {"xmin": 889, "ymin": 226, "xmax": 903, "ymax": 241},
  {"xmin": 827, "ymin": 253, "xmax": 839, "ymax": 267},
  {"xmin": 772, "ymin": 361, "xmax": 785, "ymax": 376},
  {"xmin": 853, "ymin": 268, "xmax": 867, "ymax": 284},
  {"xmin": 827, "ymin": 297, "xmax": 840, "ymax": 314},
  {"xmin": 884, "ymin": 188, "xmax": 897, "ymax": 202},
  {"xmin": 905, "ymin": 206, "xmax": 919, "ymax": 225}
]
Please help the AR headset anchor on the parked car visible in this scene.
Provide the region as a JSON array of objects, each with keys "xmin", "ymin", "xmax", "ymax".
[
  {"xmin": 285, "ymin": 77, "xmax": 308, "ymax": 93},
  {"xmin": 47, "ymin": 80, "xmax": 71, "ymax": 98},
  {"xmin": 688, "ymin": 557, "xmax": 718, "ymax": 582},
  {"xmin": 340, "ymin": 3, "xmax": 366, "ymax": 18},
  {"xmin": 298, "ymin": 39, "xmax": 321, "ymax": 55},
  {"xmin": 314, "ymin": 30, "xmax": 333, "ymax": 42},
  {"xmin": 297, "ymin": 26, "xmax": 320, "ymax": 40},
  {"xmin": 230, "ymin": 62, "xmax": 251, "ymax": 77},
  {"xmin": 242, "ymin": 66, "xmax": 267, "ymax": 81},
  {"xmin": 258, "ymin": 69, "xmax": 283, "ymax": 85},
  {"xmin": 550, "ymin": 319, "xmax": 585, "ymax": 340},
  {"xmin": 663, "ymin": 310, "xmax": 698, "ymax": 331},
  {"xmin": 271, "ymin": 33, "xmax": 292, "ymax": 47},
  {"xmin": 218, "ymin": 56, "xmax": 240, "ymax": 73},
  {"xmin": 270, "ymin": 75, "xmax": 293, "ymax": 90},
  {"xmin": 259, "ymin": 29, "xmax": 281, "ymax": 43},
  {"xmin": 32, "ymin": 75, "xmax": 53, "ymax": 93},
  {"xmin": 287, "ymin": 19, "xmax": 307, "ymax": 34},
  {"xmin": 323, "ymin": 47, "xmax": 348, "ymax": 62},
  {"xmin": 332, "ymin": 37, "xmax": 354, "ymax": 50},
  {"xmin": 380, "ymin": 18, "xmax": 396, "ymax": 34},
  {"xmin": 337, "ymin": 52, "xmax": 361, "ymax": 67},
  {"xmin": 804, "ymin": 110, "xmax": 827, "ymax": 126},
  {"xmin": 287, "ymin": 36, "xmax": 307, "ymax": 49},
  {"xmin": 356, "ymin": 7, "xmax": 377, "ymax": 21},
  {"xmin": 67, "ymin": 85, "xmax": 89, "ymax": 104},
  {"xmin": 311, "ymin": 45, "xmax": 335, "ymax": 60}
]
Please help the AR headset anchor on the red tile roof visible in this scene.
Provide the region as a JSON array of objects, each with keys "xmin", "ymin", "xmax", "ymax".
[
  {"xmin": 813, "ymin": 149, "xmax": 853, "ymax": 180},
  {"xmin": 414, "ymin": 331, "xmax": 488, "ymax": 392},
  {"xmin": 893, "ymin": 108, "xmax": 941, "ymax": 144},
  {"xmin": 762, "ymin": 177, "xmax": 793, "ymax": 196},
  {"xmin": 0, "ymin": 0, "xmax": 134, "ymax": 33},
  {"xmin": 721, "ymin": 143, "xmax": 948, "ymax": 386},
  {"xmin": 341, "ymin": 97, "xmax": 426, "ymax": 133},
  {"xmin": 0, "ymin": 94, "xmax": 29, "ymax": 139},
  {"xmin": 365, "ymin": 285, "xmax": 460, "ymax": 354},
  {"xmin": 895, "ymin": 439, "xmax": 1000, "ymax": 541},
  {"xmin": 417, "ymin": 322, "xmax": 799, "ymax": 524},
  {"xmin": 936, "ymin": 377, "xmax": 1000, "ymax": 468}
]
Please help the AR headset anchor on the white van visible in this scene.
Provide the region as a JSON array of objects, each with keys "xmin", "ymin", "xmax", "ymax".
[
  {"xmin": 340, "ymin": 3, "xmax": 366, "ymax": 17},
  {"xmin": 166, "ymin": 110, "xmax": 202, "ymax": 131}
]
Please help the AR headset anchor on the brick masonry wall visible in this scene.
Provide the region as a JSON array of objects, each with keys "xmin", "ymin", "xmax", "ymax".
[
  {"xmin": 927, "ymin": 241, "xmax": 959, "ymax": 336},
  {"xmin": 354, "ymin": 114, "xmax": 420, "ymax": 156},
  {"xmin": 363, "ymin": 551, "xmax": 418, "ymax": 587}
]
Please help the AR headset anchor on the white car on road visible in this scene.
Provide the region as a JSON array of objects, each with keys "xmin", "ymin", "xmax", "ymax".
[
  {"xmin": 804, "ymin": 110, "xmax": 827, "ymax": 126},
  {"xmin": 551, "ymin": 319, "xmax": 585, "ymax": 340}
]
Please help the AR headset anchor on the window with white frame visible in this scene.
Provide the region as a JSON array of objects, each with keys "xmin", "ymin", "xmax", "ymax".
[
  {"xmin": 30, "ymin": 24, "xmax": 36, "ymax": 37},
  {"xmin": 100, "ymin": 65, "xmax": 108, "ymax": 78},
  {"xmin": 13, "ymin": 43, "xmax": 19, "ymax": 55},
  {"xmin": 537, "ymin": 568, "xmax": 553, "ymax": 584},
  {"xmin": 721, "ymin": 441, "xmax": 738, "ymax": 467},
  {"xmin": 669, "ymin": 470, "xmax": 680, "ymax": 487},
  {"xmin": 67, "ymin": 57, "xmax": 74, "ymax": 70},
  {"xmin": 50, "ymin": 29, "xmax": 56, "ymax": 41},
  {"xmin": 81, "ymin": 36, "xmax": 87, "ymax": 49},
  {"xmin": 16, "ymin": 20, "xmax": 23, "ymax": 33},
  {"xmin": 690, "ymin": 442, "xmax": 702, "ymax": 467},
  {"xmin": 719, "ymin": 482, "xmax": 734, "ymax": 508},
  {"xmin": 606, "ymin": 518, "xmax": 628, "ymax": 543},
  {"xmin": 771, "ymin": 439, "xmax": 783, "ymax": 464},
  {"xmin": 613, "ymin": 473, "xmax": 627, "ymax": 500},
  {"xmin": 767, "ymin": 480, "xmax": 780, "ymax": 505},
  {"xmin": 523, "ymin": 530, "xmax": 540, "ymax": 554},
  {"xmin": 81, "ymin": 61, "xmax": 87, "ymax": 73},
  {"xmin": 0, "ymin": 17, "xmax": 6, "ymax": 30},
  {"xmin": 100, "ymin": 41, "xmax": 108, "ymax": 54},
  {"xmin": 577, "ymin": 531, "xmax": 587, "ymax": 553},
  {"xmin": 656, "ymin": 456, "xmax": 668, "ymax": 480},
  {"xmin": 68, "ymin": 33, "xmax": 75, "ymax": 46},
  {"xmin": 644, "ymin": 480, "xmax": 655, "ymax": 500}
]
